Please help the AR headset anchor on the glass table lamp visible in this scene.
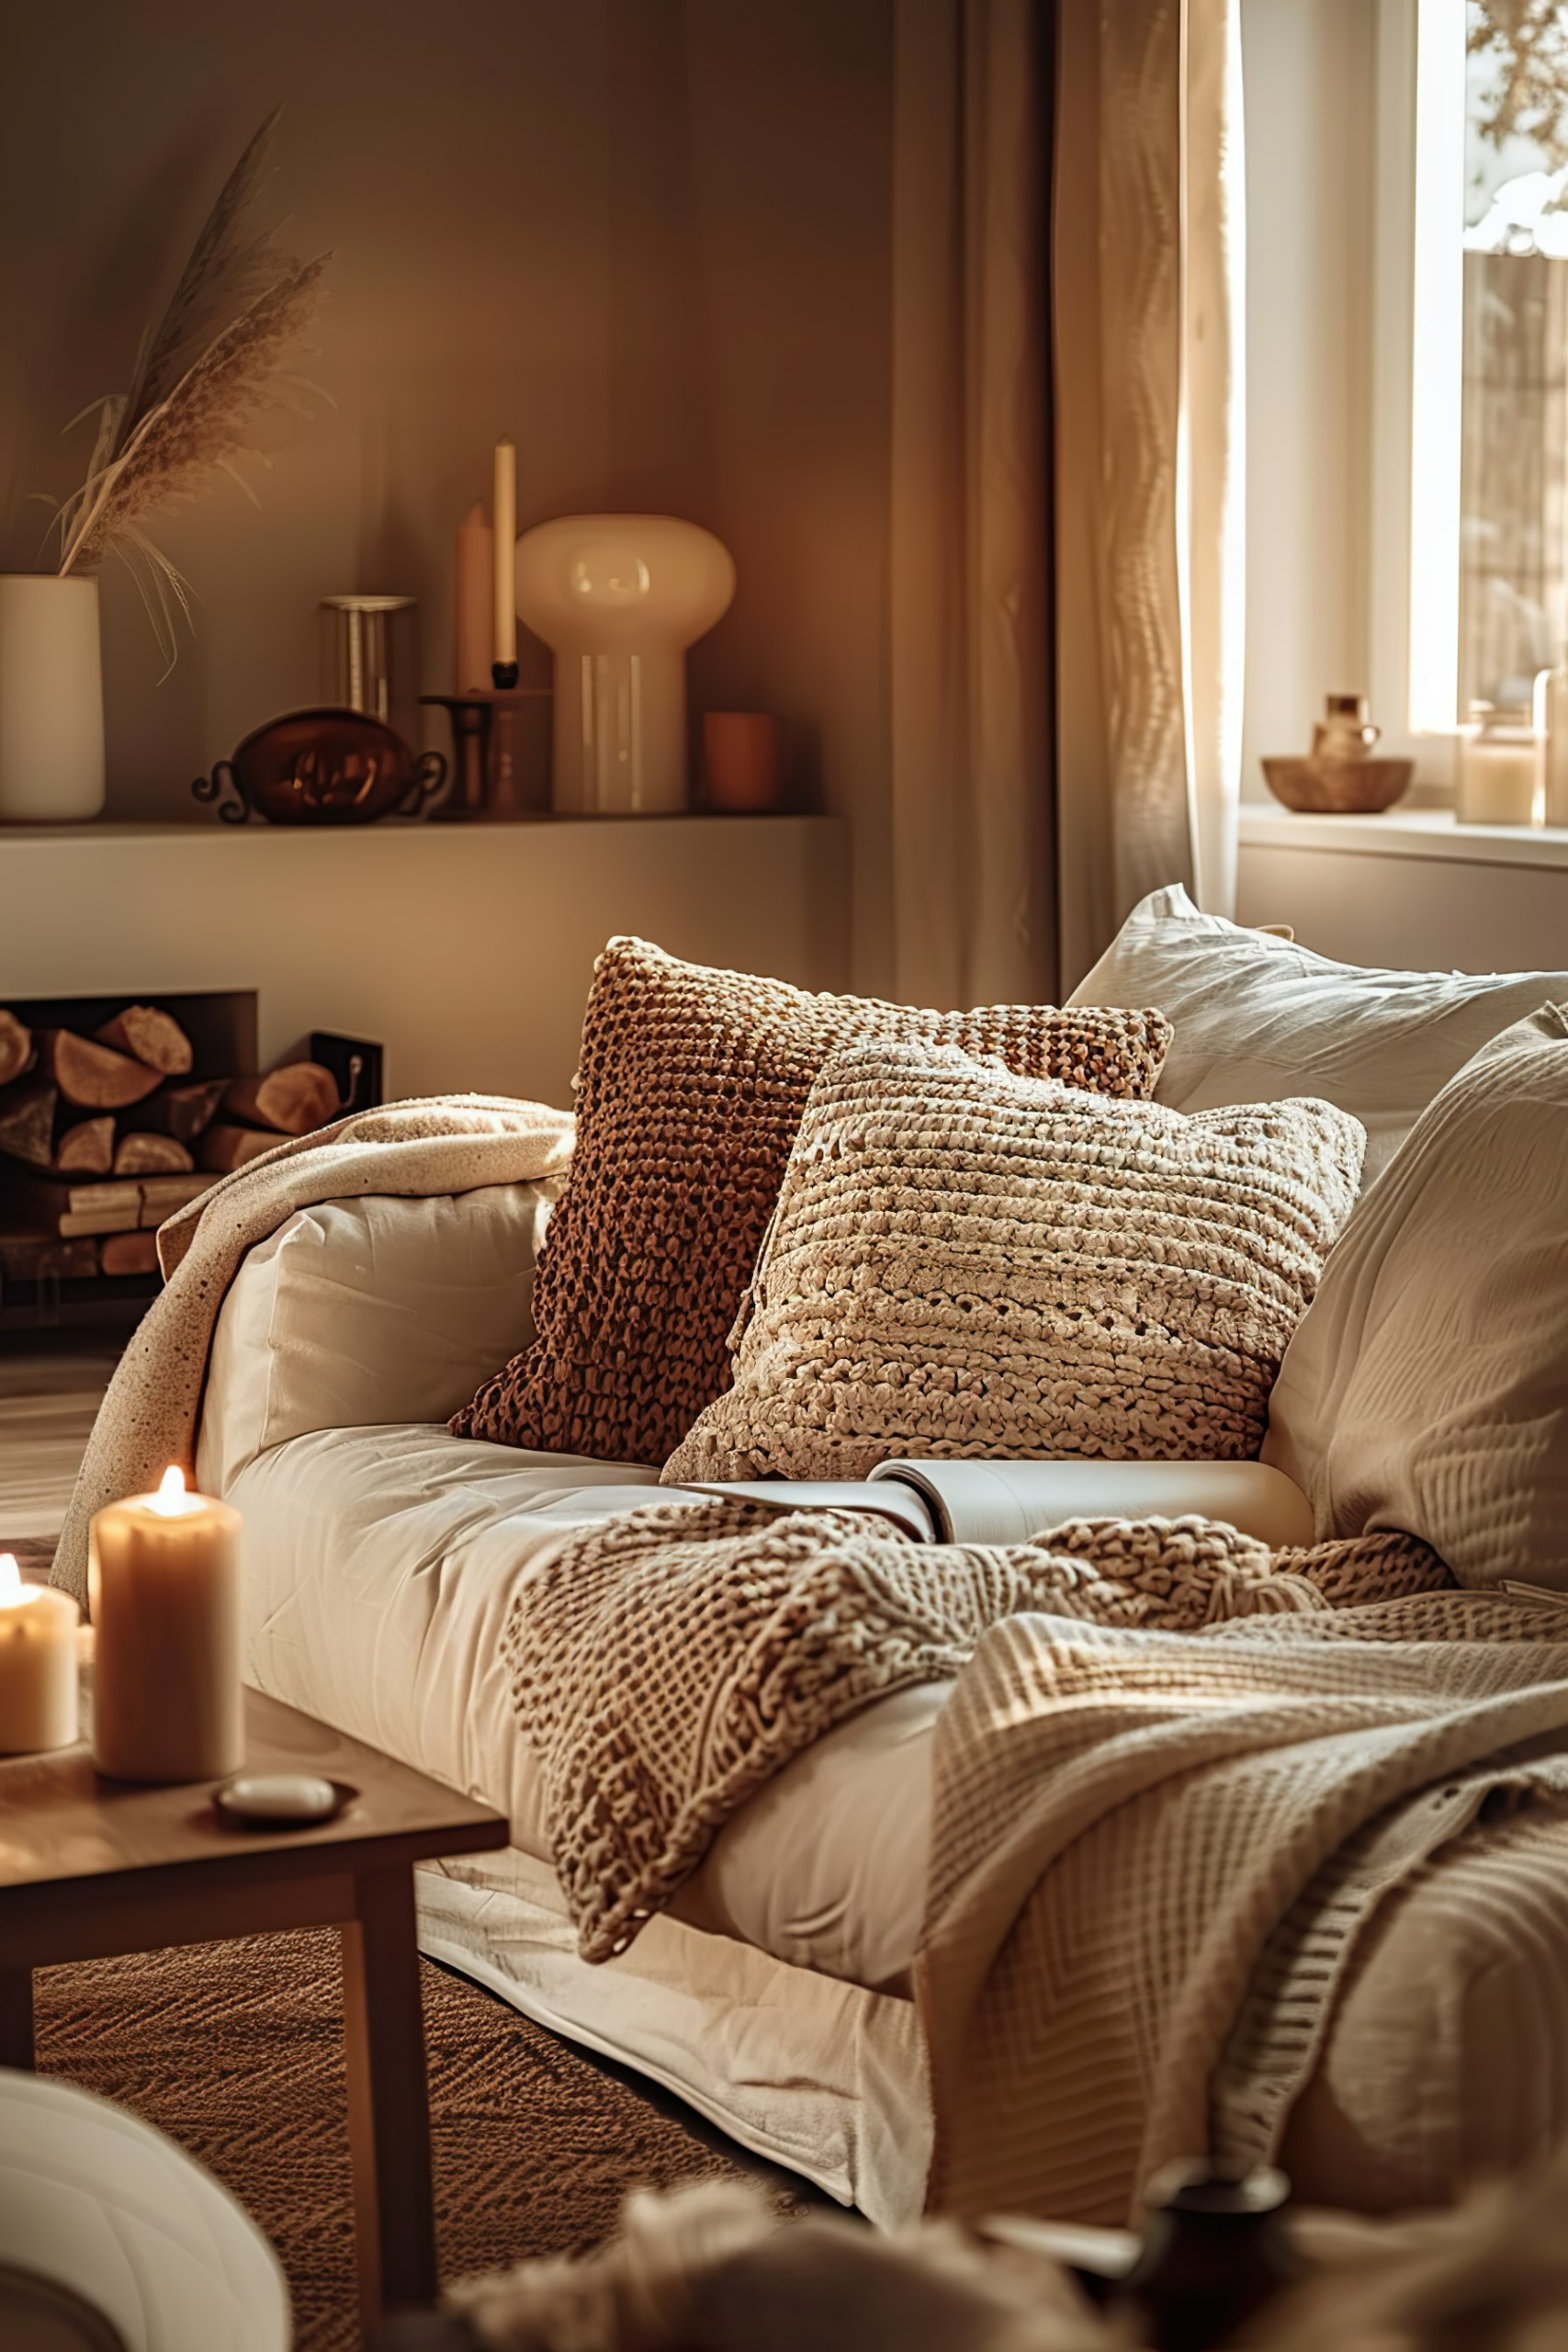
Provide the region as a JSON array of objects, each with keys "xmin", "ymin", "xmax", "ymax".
[{"xmin": 513, "ymin": 514, "xmax": 735, "ymax": 814}]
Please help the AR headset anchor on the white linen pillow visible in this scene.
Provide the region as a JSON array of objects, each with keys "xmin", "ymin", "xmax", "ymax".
[
  {"xmin": 663, "ymin": 1040, "xmax": 1364, "ymax": 1483},
  {"xmin": 1068, "ymin": 884, "xmax": 1568, "ymax": 1189},
  {"xmin": 196, "ymin": 1182, "xmax": 556, "ymax": 1495},
  {"xmin": 1263, "ymin": 1005, "xmax": 1568, "ymax": 1589}
]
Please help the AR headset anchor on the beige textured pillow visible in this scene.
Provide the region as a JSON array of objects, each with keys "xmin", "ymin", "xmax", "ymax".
[
  {"xmin": 451, "ymin": 939, "xmax": 1173, "ymax": 1467},
  {"xmin": 1264, "ymin": 1004, "xmax": 1568, "ymax": 1589},
  {"xmin": 662, "ymin": 1041, "xmax": 1365, "ymax": 1484}
]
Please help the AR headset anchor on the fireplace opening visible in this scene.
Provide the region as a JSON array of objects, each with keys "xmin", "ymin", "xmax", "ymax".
[{"xmin": 0, "ymin": 989, "xmax": 381, "ymax": 1334}]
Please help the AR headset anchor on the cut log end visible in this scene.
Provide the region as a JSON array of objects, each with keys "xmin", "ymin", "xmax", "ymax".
[
  {"xmin": 95, "ymin": 1005, "xmax": 194, "ymax": 1076},
  {"xmin": 199, "ymin": 1122, "xmax": 281, "ymax": 1175},
  {"xmin": 56, "ymin": 1117, "xmax": 116, "ymax": 1177},
  {"xmin": 114, "ymin": 1131, "xmax": 195, "ymax": 1178},
  {"xmin": 223, "ymin": 1061, "xmax": 340, "ymax": 1137},
  {"xmin": 99, "ymin": 1230, "xmax": 161, "ymax": 1277},
  {"xmin": 0, "ymin": 1082, "xmax": 59, "ymax": 1170},
  {"xmin": 138, "ymin": 1079, "xmax": 227, "ymax": 1143},
  {"xmin": 0, "ymin": 1010, "xmax": 34, "ymax": 1089},
  {"xmin": 39, "ymin": 1030, "xmax": 162, "ymax": 1111}
]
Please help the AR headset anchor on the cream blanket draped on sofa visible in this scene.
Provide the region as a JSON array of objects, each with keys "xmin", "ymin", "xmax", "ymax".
[
  {"xmin": 500, "ymin": 1498, "xmax": 1568, "ymax": 2226},
  {"xmin": 51, "ymin": 1094, "xmax": 575, "ymax": 1609},
  {"xmin": 919, "ymin": 1592, "xmax": 1568, "ymax": 2223}
]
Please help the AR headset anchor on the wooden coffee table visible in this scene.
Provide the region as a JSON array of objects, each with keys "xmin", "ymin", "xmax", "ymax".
[{"xmin": 0, "ymin": 1685, "xmax": 507, "ymax": 2336}]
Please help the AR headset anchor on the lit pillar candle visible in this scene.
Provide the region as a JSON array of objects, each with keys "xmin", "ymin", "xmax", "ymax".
[
  {"xmin": 492, "ymin": 436, "xmax": 517, "ymax": 683},
  {"xmin": 89, "ymin": 1466, "xmax": 243, "ymax": 1783},
  {"xmin": 0, "ymin": 1554, "xmax": 80, "ymax": 1753}
]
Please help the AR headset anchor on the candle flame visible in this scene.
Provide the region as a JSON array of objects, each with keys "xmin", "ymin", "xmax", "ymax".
[
  {"xmin": 0, "ymin": 1554, "xmax": 20, "ymax": 1607},
  {"xmin": 151, "ymin": 1464, "xmax": 189, "ymax": 1517}
]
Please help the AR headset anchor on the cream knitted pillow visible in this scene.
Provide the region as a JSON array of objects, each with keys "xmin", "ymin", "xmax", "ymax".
[{"xmin": 662, "ymin": 1042, "xmax": 1365, "ymax": 1483}]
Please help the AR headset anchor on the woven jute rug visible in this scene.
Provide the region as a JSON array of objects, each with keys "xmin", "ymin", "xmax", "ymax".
[{"xmin": 36, "ymin": 1928, "xmax": 796, "ymax": 2351}]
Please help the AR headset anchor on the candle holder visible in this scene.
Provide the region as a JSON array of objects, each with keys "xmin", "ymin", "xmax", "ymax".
[{"xmin": 421, "ymin": 689, "xmax": 552, "ymax": 820}]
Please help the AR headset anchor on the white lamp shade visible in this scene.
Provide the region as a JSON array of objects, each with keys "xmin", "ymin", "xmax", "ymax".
[{"xmin": 514, "ymin": 514, "xmax": 736, "ymax": 814}]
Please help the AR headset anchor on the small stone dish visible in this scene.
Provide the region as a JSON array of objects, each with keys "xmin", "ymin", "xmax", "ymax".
[{"xmin": 213, "ymin": 1773, "xmax": 357, "ymax": 1830}]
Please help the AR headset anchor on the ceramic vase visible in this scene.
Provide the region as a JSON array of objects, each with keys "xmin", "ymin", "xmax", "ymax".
[
  {"xmin": 513, "ymin": 515, "xmax": 736, "ymax": 815},
  {"xmin": 0, "ymin": 574, "xmax": 106, "ymax": 822}
]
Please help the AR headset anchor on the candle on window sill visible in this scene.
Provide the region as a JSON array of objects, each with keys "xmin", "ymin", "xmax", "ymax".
[
  {"xmin": 0, "ymin": 1553, "xmax": 79, "ymax": 1753},
  {"xmin": 89, "ymin": 1466, "xmax": 243, "ymax": 1783},
  {"xmin": 1459, "ymin": 707, "xmax": 1540, "ymax": 826},
  {"xmin": 492, "ymin": 435, "xmax": 518, "ymax": 685}
]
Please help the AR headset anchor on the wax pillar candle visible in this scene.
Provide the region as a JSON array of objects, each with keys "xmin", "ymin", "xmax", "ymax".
[
  {"xmin": 0, "ymin": 1553, "xmax": 79, "ymax": 1753},
  {"xmin": 89, "ymin": 1467, "xmax": 243, "ymax": 1783},
  {"xmin": 492, "ymin": 436, "xmax": 517, "ymax": 678},
  {"xmin": 454, "ymin": 500, "xmax": 493, "ymax": 695},
  {"xmin": 1460, "ymin": 724, "xmax": 1540, "ymax": 825}
]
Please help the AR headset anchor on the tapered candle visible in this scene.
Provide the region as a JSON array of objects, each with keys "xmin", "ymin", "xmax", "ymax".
[
  {"xmin": 455, "ymin": 499, "xmax": 493, "ymax": 695},
  {"xmin": 0, "ymin": 1553, "xmax": 79, "ymax": 1753},
  {"xmin": 89, "ymin": 1466, "xmax": 243, "ymax": 1783},
  {"xmin": 492, "ymin": 436, "xmax": 517, "ymax": 680}
]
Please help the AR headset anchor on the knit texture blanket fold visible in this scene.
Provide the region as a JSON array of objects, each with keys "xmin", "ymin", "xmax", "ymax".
[
  {"xmin": 500, "ymin": 1497, "xmax": 1450, "ymax": 1962},
  {"xmin": 51, "ymin": 1093, "xmax": 574, "ymax": 1607},
  {"xmin": 499, "ymin": 1493, "xmax": 1568, "ymax": 2226},
  {"xmin": 918, "ymin": 1590, "xmax": 1568, "ymax": 2225}
]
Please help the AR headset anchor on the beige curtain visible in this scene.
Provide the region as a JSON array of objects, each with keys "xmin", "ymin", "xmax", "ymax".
[
  {"xmin": 890, "ymin": 0, "xmax": 1056, "ymax": 1009},
  {"xmin": 1055, "ymin": 0, "xmax": 1246, "ymax": 985}
]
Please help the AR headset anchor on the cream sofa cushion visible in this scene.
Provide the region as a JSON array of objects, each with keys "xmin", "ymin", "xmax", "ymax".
[
  {"xmin": 665, "ymin": 1040, "xmax": 1363, "ymax": 1484},
  {"xmin": 196, "ymin": 1182, "xmax": 556, "ymax": 1496},
  {"xmin": 1068, "ymin": 884, "xmax": 1568, "ymax": 1189},
  {"xmin": 1264, "ymin": 1006, "xmax": 1568, "ymax": 1587}
]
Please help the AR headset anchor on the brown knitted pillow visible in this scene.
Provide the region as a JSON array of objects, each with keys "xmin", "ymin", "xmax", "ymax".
[
  {"xmin": 451, "ymin": 940, "xmax": 1172, "ymax": 1465},
  {"xmin": 661, "ymin": 1039, "xmax": 1366, "ymax": 1484}
]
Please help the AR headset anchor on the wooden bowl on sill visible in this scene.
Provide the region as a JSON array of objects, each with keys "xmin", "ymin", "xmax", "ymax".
[{"xmin": 1262, "ymin": 755, "xmax": 1414, "ymax": 814}]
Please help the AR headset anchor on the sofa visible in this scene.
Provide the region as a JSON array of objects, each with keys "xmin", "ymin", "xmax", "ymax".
[{"xmin": 188, "ymin": 888, "xmax": 1568, "ymax": 2225}]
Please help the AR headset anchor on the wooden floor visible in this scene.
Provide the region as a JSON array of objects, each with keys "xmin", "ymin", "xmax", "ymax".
[{"xmin": 0, "ymin": 1338, "xmax": 118, "ymax": 1543}]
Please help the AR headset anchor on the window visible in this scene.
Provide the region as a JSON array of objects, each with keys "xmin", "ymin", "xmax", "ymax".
[{"xmin": 1408, "ymin": 0, "xmax": 1568, "ymax": 730}]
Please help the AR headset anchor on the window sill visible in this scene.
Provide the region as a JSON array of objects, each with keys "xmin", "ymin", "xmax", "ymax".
[{"xmin": 1237, "ymin": 803, "xmax": 1568, "ymax": 873}]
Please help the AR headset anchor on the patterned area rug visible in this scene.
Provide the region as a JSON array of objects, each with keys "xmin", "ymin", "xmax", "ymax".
[{"xmin": 36, "ymin": 1929, "xmax": 801, "ymax": 2351}]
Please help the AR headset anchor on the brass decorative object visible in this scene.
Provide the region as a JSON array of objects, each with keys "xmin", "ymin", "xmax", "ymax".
[{"xmin": 191, "ymin": 708, "xmax": 445, "ymax": 825}]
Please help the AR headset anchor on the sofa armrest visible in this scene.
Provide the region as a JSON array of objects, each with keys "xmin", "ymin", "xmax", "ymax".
[{"xmin": 195, "ymin": 1181, "xmax": 556, "ymax": 1495}]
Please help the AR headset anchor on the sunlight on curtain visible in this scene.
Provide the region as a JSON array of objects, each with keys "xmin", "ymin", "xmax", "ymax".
[
  {"xmin": 1055, "ymin": 0, "xmax": 1246, "ymax": 984},
  {"xmin": 890, "ymin": 0, "xmax": 1056, "ymax": 1008}
]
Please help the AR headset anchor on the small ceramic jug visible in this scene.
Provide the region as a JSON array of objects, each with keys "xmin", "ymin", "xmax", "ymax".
[{"xmin": 1311, "ymin": 693, "xmax": 1380, "ymax": 763}]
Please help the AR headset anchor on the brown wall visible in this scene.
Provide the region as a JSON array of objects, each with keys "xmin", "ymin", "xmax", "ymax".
[{"xmin": 0, "ymin": 0, "xmax": 893, "ymax": 982}]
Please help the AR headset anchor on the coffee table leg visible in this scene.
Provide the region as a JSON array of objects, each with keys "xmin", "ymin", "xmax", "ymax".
[
  {"xmin": 342, "ymin": 1868, "xmax": 437, "ymax": 2331},
  {"xmin": 0, "ymin": 1967, "xmax": 34, "ymax": 2069}
]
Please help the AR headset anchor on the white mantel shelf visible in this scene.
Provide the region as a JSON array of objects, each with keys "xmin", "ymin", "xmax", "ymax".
[
  {"xmin": 1239, "ymin": 803, "xmax": 1568, "ymax": 872},
  {"xmin": 0, "ymin": 812, "xmax": 851, "ymax": 1109}
]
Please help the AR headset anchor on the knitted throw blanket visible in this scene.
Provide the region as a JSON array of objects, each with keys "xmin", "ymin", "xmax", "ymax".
[
  {"xmin": 51, "ymin": 1093, "xmax": 574, "ymax": 1608},
  {"xmin": 501, "ymin": 1496, "xmax": 1451, "ymax": 1962},
  {"xmin": 919, "ymin": 1590, "xmax": 1568, "ymax": 2225}
]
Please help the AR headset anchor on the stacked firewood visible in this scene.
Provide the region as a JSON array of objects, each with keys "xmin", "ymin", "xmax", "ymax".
[{"xmin": 0, "ymin": 1003, "xmax": 340, "ymax": 1285}]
